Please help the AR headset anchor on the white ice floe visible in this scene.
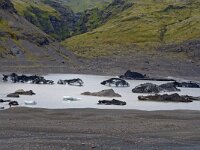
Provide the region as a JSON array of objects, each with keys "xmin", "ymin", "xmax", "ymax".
[
  {"xmin": 24, "ymin": 100, "xmax": 37, "ymax": 105},
  {"xmin": 63, "ymin": 96, "xmax": 81, "ymax": 101}
]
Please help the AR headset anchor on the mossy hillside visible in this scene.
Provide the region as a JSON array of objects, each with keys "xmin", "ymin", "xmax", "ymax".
[
  {"xmin": 11, "ymin": 0, "xmax": 132, "ymax": 41},
  {"xmin": 84, "ymin": 8, "xmax": 104, "ymax": 30},
  {"xmin": 0, "ymin": 18, "xmax": 19, "ymax": 41},
  {"xmin": 58, "ymin": 0, "xmax": 112, "ymax": 13},
  {"xmin": 0, "ymin": 15, "xmax": 47, "ymax": 60},
  {"xmin": 11, "ymin": 0, "xmax": 101, "ymax": 40},
  {"xmin": 62, "ymin": 0, "xmax": 200, "ymax": 58},
  {"xmin": 11, "ymin": 0, "xmax": 59, "ymax": 16},
  {"xmin": 0, "ymin": 16, "xmax": 21, "ymax": 56},
  {"xmin": 11, "ymin": 0, "xmax": 71, "ymax": 40}
]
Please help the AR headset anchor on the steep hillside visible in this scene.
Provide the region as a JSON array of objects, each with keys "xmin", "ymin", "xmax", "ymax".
[
  {"xmin": 63, "ymin": 0, "xmax": 200, "ymax": 61},
  {"xmin": 11, "ymin": 0, "xmax": 74, "ymax": 40},
  {"xmin": 10, "ymin": 0, "xmax": 114, "ymax": 40},
  {"xmin": 1, "ymin": 0, "xmax": 200, "ymax": 78},
  {"xmin": 52, "ymin": 0, "xmax": 112, "ymax": 13},
  {"xmin": 0, "ymin": 0, "xmax": 78, "ymax": 73}
]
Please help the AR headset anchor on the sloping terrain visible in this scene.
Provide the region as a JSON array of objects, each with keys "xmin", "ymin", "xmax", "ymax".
[
  {"xmin": 54, "ymin": 0, "xmax": 112, "ymax": 13},
  {"xmin": 0, "ymin": 0, "xmax": 200, "ymax": 78},
  {"xmin": 11, "ymin": 0, "xmax": 113, "ymax": 40},
  {"xmin": 11, "ymin": 0, "xmax": 75, "ymax": 40},
  {"xmin": 0, "ymin": 0, "xmax": 78, "ymax": 73},
  {"xmin": 63, "ymin": 0, "xmax": 200, "ymax": 60}
]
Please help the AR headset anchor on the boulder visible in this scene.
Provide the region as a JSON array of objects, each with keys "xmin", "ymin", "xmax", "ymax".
[
  {"xmin": 81, "ymin": 89, "xmax": 121, "ymax": 97},
  {"xmin": 57, "ymin": 79, "xmax": 66, "ymax": 85},
  {"xmin": 9, "ymin": 101, "xmax": 19, "ymax": 107},
  {"xmin": 15, "ymin": 89, "xmax": 36, "ymax": 95},
  {"xmin": 159, "ymin": 82, "xmax": 180, "ymax": 92},
  {"xmin": 65, "ymin": 78, "xmax": 84, "ymax": 86},
  {"xmin": 2, "ymin": 73, "xmax": 53, "ymax": 85},
  {"xmin": 58, "ymin": 78, "xmax": 84, "ymax": 86},
  {"xmin": 132, "ymin": 82, "xmax": 180, "ymax": 93},
  {"xmin": 132, "ymin": 83, "xmax": 161, "ymax": 93},
  {"xmin": 7, "ymin": 93, "xmax": 20, "ymax": 98},
  {"xmin": 2, "ymin": 74, "xmax": 8, "ymax": 81},
  {"xmin": 138, "ymin": 93, "xmax": 200, "ymax": 103},
  {"xmin": 120, "ymin": 70, "xmax": 146, "ymax": 79},
  {"xmin": 98, "ymin": 99, "xmax": 126, "ymax": 105},
  {"xmin": 119, "ymin": 70, "xmax": 175, "ymax": 81},
  {"xmin": 174, "ymin": 81, "xmax": 200, "ymax": 88},
  {"xmin": 0, "ymin": 99, "xmax": 11, "ymax": 103},
  {"xmin": 101, "ymin": 78, "xmax": 129, "ymax": 87}
]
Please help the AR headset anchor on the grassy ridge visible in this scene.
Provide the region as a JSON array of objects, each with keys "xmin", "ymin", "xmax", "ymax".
[
  {"xmin": 11, "ymin": 0, "xmax": 114, "ymax": 40},
  {"xmin": 59, "ymin": 0, "xmax": 112, "ymax": 12},
  {"xmin": 11, "ymin": 0, "xmax": 59, "ymax": 16},
  {"xmin": 62, "ymin": 0, "xmax": 200, "ymax": 58},
  {"xmin": 11, "ymin": 0, "xmax": 70, "ymax": 40}
]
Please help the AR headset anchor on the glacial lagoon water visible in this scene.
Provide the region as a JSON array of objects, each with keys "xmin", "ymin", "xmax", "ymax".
[{"xmin": 0, "ymin": 74, "xmax": 200, "ymax": 111}]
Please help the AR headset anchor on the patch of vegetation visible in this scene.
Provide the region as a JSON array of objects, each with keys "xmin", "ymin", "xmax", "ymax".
[
  {"xmin": 63, "ymin": 0, "xmax": 200, "ymax": 59},
  {"xmin": 11, "ymin": 0, "xmax": 59, "ymax": 16},
  {"xmin": 11, "ymin": 0, "xmax": 70, "ymax": 40},
  {"xmin": 0, "ymin": 19, "xmax": 19, "ymax": 39},
  {"xmin": 55, "ymin": 0, "xmax": 112, "ymax": 13},
  {"xmin": 11, "ymin": 0, "xmax": 131, "ymax": 41}
]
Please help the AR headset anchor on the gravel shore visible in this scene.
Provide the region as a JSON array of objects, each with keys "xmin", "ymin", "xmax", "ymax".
[{"xmin": 0, "ymin": 108, "xmax": 200, "ymax": 150}]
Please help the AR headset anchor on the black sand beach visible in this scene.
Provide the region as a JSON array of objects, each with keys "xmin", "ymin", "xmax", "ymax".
[{"xmin": 0, "ymin": 108, "xmax": 200, "ymax": 150}]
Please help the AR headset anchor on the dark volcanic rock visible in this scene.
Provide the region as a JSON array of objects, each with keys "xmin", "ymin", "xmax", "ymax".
[
  {"xmin": 65, "ymin": 78, "xmax": 84, "ymax": 86},
  {"xmin": 2, "ymin": 74, "xmax": 8, "ymax": 81},
  {"xmin": 3, "ymin": 73, "xmax": 54, "ymax": 84},
  {"xmin": 119, "ymin": 70, "xmax": 175, "ymax": 81},
  {"xmin": 15, "ymin": 89, "xmax": 36, "ymax": 95},
  {"xmin": 174, "ymin": 81, "xmax": 200, "ymax": 88},
  {"xmin": 159, "ymin": 82, "xmax": 180, "ymax": 92},
  {"xmin": 81, "ymin": 89, "xmax": 121, "ymax": 97},
  {"xmin": 132, "ymin": 82, "xmax": 180, "ymax": 93},
  {"xmin": 58, "ymin": 78, "xmax": 84, "ymax": 86},
  {"xmin": 101, "ymin": 78, "xmax": 129, "ymax": 87},
  {"xmin": 7, "ymin": 93, "xmax": 20, "ymax": 98},
  {"xmin": 98, "ymin": 99, "xmax": 126, "ymax": 105},
  {"xmin": 8, "ymin": 101, "xmax": 19, "ymax": 107},
  {"xmin": 132, "ymin": 83, "xmax": 161, "ymax": 93},
  {"xmin": 0, "ymin": 99, "xmax": 11, "ymax": 103},
  {"xmin": 138, "ymin": 93, "xmax": 200, "ymax": 103},
  {"xmin": 120, "ymin": 70, "xmax": 146, "ymax": 79}
]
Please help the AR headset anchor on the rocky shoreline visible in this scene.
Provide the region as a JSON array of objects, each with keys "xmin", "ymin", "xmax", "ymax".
[{"xmin": 0, "ymin": 53, "xmax": 200, "ymax": 81}]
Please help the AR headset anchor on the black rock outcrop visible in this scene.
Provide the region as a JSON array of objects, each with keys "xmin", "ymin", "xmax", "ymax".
[
  {"xmin": 82, "ymin": 89, "xmax": 121, "ymax": 97},
  {"xmin": 132, "ymin": 82, "xmax": 180, "ymax": 93},
  {"xmin": 138, "ymin": 93, "xmax": 200, "ymax": 103},
  {"xmin": 98, "ymin": 99, "xmax": 126, "ymax": 105}
]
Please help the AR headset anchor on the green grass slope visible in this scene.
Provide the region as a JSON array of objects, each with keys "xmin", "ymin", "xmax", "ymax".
[
  {"xmin": 62, "ymin": 0, "xmax": 200, "ymax": 58},
  {"xmin": 11, "ymin": 0, "xmax": 69, "ymax": 40},
  {"xmin": 11, "ymin": 0, "xmax": 59, "ymax": 16},
  {"xmin": 0, "ymin": 0, "xmax": 76, "ymax": 70},
  {"xmin": 57, "ymin": 0, "xmax": 112, "ymax": 12},
  {"xmin": 11, "ymin": 0, "xmax": 114, "ymax": 40}
]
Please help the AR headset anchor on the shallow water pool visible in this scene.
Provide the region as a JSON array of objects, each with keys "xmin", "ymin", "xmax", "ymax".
[{"xmin": 0, "ymin": 74, "xmax": 200, "ymax": 111}]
